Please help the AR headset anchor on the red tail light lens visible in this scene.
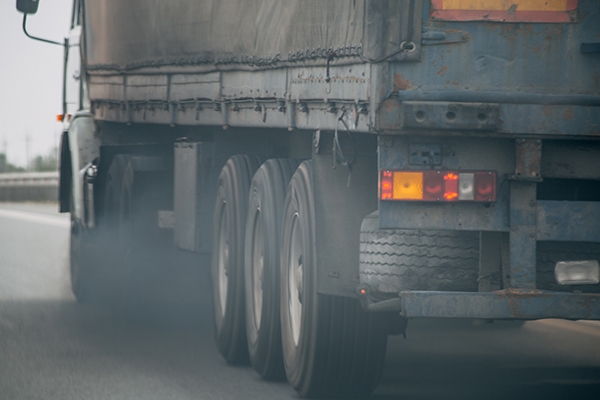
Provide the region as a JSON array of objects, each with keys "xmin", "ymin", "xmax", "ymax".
[
  {"xmin": 380, "ymin": 170, "xmax": 497, "ymax": 202},
  {"xmin": 474, "ymin": 172, "xmax": 497, "ymax": 202},
  {"xmin": 423, "ymin": 171, "xmax": 444, "ymax": 200}
]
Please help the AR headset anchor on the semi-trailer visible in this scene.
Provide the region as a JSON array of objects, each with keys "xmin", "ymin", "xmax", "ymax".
[{"xmin": 18, "ymin": 0, "xmax": 600, "ymax": 397}]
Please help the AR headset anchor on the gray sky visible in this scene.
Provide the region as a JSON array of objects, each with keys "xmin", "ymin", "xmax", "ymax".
[{"xmin": 0, "ymin": 0, "xmax": 71, "ymax": 167}]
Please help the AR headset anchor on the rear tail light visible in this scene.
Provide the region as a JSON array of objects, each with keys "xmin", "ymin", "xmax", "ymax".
[{"xmin": 380, "ymin": 170, "xmax": 497, "ymax": 202}]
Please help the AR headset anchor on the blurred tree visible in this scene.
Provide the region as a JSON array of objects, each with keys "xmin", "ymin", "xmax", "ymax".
[
  {"xmin": 0, "ymin": 153, "xmax": 26, "ymax": 173},
  {"xmin": 28, "ymin": 147, "xmax": 59, "ymax": 172}
]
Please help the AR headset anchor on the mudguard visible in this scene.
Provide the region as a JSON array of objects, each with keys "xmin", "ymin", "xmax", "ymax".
[{"xmin": 59, "ymin": 112, "xmax": 100, "ymax": 223}]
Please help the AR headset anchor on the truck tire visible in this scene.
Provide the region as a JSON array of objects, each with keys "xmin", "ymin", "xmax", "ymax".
[
  {"xmin": 244, "ymin": 159, "xmax": 300, "ymax": 380},
  {"xmin": 70, "ymin": 216, "xmax": 98, "ymax": 303},
  {"xmin": 212, "ymin": 154, "xmax": 265, "ymax": 364},
  {"xmin": 280, "ymin": 161, "xmax": 388, "ymax": 398},
  {"xmin": 359, "ymin": 211, "xmax": 479, "ymax": 293}
]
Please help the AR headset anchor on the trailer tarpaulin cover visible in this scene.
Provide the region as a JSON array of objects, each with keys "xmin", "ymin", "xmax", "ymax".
[{"xmin": 83, "ymin": 0, "xmax": 420, "ymax": 73}]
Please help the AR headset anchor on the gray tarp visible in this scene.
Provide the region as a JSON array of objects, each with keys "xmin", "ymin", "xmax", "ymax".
[{"xmin": 83, "ymin": 0, "xmax": 419, "ymax": 72}]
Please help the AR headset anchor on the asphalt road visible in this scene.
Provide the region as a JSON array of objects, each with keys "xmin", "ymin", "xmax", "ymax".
[{"xmin": 1, "ymin": 202, "xmax": 599, "ymax": 400}]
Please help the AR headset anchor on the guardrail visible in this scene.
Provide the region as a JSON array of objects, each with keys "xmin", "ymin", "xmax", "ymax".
[{"xmin": 0, "ymin": 172, "xmax": 59, "ymax": 202}]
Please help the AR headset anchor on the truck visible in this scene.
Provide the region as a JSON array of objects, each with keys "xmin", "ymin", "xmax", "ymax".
[{"xmin": 17, "ymin": 0, "xmax": 600, "ymax": 398}]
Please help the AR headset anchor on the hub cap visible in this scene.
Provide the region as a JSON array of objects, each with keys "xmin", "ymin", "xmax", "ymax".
[
  {"xmin": 217, "ymin": 202, "xmax": 229, "ymax": 317},
  {"xmin": 287, "ymin": 213, "xmax": 303, "ymax": 346},
  {"xmin": 251, "ymin": 209, "xmax": 264, "ymax": 329}
]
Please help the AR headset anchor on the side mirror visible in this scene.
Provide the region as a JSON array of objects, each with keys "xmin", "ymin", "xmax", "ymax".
[
  {"xmin": 18, "ymin": 0, "xmax": 62, "ymax": 46},
  {"xmin": 16, "ymin": 0, "xmax": 40, "ymax": 15}
]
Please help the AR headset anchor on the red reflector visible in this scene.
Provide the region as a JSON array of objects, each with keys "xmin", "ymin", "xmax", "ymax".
[{"xmin": 380, "ymin": 170, "xmax": 393, "ymax": 200}]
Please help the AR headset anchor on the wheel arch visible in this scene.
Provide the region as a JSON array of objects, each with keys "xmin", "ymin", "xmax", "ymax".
[{"xmin": 62, "ymin": 112, "xmax": 101, "ymax": 221}]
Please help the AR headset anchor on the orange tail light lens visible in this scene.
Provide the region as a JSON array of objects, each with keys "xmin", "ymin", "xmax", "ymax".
[{"xmin": 393, "ymin": 172, "xmax": 423, "ymax": 200}]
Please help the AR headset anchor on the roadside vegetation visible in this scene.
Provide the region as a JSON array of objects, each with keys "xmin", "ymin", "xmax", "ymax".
[{"xmin": 0, "ymin": 147, "xmax": 58, "ymax": 173}]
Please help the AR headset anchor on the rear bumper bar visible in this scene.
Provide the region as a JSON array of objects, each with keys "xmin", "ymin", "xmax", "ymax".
[{"xmin": 357, "ymin": 288, "xmax": 600, "ymax": 320}]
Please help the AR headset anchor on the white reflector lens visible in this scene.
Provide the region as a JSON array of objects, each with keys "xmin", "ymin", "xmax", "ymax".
[
  {"xmin": 458, "ymin": 173, "xmax": 475, "ymax": 200},
  {"xmin": 555, "ymin": 260, "xmax": 600, "ymax": 285}
]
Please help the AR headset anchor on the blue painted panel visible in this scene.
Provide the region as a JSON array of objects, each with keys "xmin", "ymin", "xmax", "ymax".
[
  {"xmin": 400, "ymin": 289, "xmax": 600, "ymax": 320},
  {"xmin": 378, "ymin": 99, "xmax": 600, "ymax": 136},
  {"xmin": 402, "ymin": 0, "xmax": 600, "ymax": 97},
  {"xmin": 377, "ymin": 1, "xmax": 600, "ymax": 135},
  {"xmin": 379, "ymin": 200, "xmax": 509, "ymax": 232},
  {"xmin": 498, "ymin": 104, "xmax": 600, "ymax": 137},
  {"xmin": 509, "ymin": 181, "xmax": 537, "ymax": 288},
  {"xmin": 537, "ymin": 200, "xmax": 600, "ymax": 242}
]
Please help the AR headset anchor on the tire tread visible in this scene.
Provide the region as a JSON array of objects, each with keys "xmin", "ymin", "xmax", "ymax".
[{"xmin": 359, "ymin": 211, "xmax": 479, "ymax": 292}]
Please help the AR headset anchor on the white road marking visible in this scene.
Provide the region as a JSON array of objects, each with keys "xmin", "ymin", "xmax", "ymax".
[{"xmin": 0, "ymin": 208, "xmax": 70, "ymax": 228}]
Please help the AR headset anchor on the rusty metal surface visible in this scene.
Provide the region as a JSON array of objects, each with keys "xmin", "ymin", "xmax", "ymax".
[
  {"xmin": 541, "ymin": 141, "xmax": 600, "ymax": 180},
  {"xmin": 508, "ymin": 181, "xmax": 537, "ymax": 289},
  {"xmin": 375, "ymin": 0, "xmax": 600, "ymax": 135},
  {"xmin": 399, "ymin": 289, "xmax": 600, "ymax": 320},
  {"xmin": 376, "ymin": 97, "xmax": 600, "ymax": 136},
  {"xmin": 514, "ymin": 139, "xmax": 542, "ymax": 181},
  {"xmin": 399, "ymin": 101, "xmax": 499, "ymax": 131},
  {"xmin": 369, "ymin": 1, "xmax": 600, "ymax": 321},
  {"xmin": 379, "ymin": 200, "xmax": 509, "ymax": 232},
  {"xmin": 394, "ymin": 1, "xmax": 600, "ymax": 98}
]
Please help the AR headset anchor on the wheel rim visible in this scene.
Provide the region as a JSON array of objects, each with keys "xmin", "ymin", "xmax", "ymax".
[
  {"xmin": 251, "ymin": 208, "xmax": 264, "ymax": 329},
  {"xmin": 287, "ymin": 212, "xmax": 303, "ymax": 346},
  {"xmin": 217, "ymin": 201, "xmax": 229, "ymax": 317}
]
